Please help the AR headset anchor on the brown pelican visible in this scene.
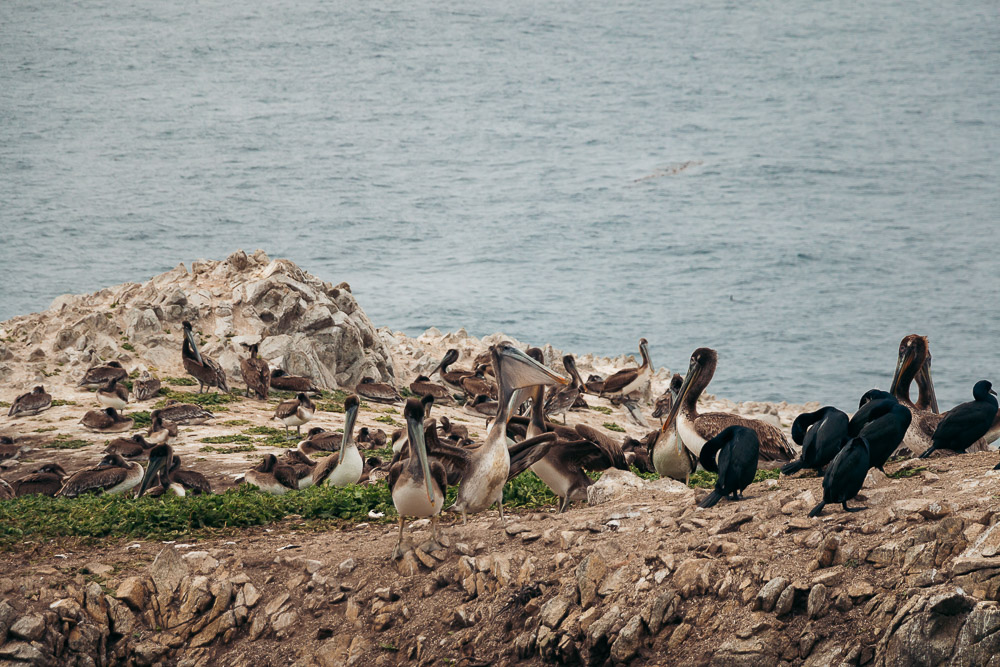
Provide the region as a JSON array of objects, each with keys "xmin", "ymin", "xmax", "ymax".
[
  {"xmin": 356, "ymin": 377, "xmax": 402, "ymax": 404},
  {"xmin": 273, "ymin": 392, "xmax": 315, "ymax": 436},
  {"xmin": 600, "ymin": 338, "xmax": 653, "ymax": 400},
  {"xmin": 244, "ymin": 454, "xmax": 299, "ymax": 495},
  {"xmin": 146, "ymin": 410, "xmax": 178, "ymax": 444},
  {"xmin": 269, "ymin": 369, "xmax": 321, "ymax": 394},
  {"xmin": 461, "ymin": 366, "xmax": 497, "ymax": 400},
  {"xmin": 132, "ymin": 371, "xmax": 162, "ymax": 402},
  {"xmin": 660, "ymin": 348, "xmax": 795, "ymax": 463},
  {"xmin": 78, "ymin": 361, "xmax": 127, "ymax": 389},
  {"xmin": 279, "ymin": 449, "xmax": 318, "ymax": 489},
  {"xmin": 181, "ymin": 321, "xmax": 229, "ymax": 394},
  {"xmin": 431, "ymin": 349, "xmax": 475, "ymax": 395},
  {"xmin": 527, "ymin": 385, "xmax": 628, "ymax": 512},
  {"xmin": 11, "ymin": 463, "xmax": 66, "ymax": 497},
  {"xmin": 97, "ymin": 378, "xmax": 129, "ymax": 412},
  {"xmin": 0, "ymin": 437, "xmax": 29, "ymax": 462},
  {"xmin": 57, "ymin": 453, "xmax": 143, "ymax": 497},
  {"xmin": 583, "ymin": 373, "xmax": 606, "ymax": 395},
  {"xmin": 157, "ymin": 399, "xmax": 213, "ymax": 425},
  {"xmin": 7, "ymin": 386, "xmax": 52, "ymax": 417},
  {"xmin": 297, "ymin": 427, "xmax": 342, "ymax": 455},
  {"xmin": 451, "ymin": 343, "xmax": 568, "ymax": 523},
  {"xmin": 651, "ymin": 377, "xmax": 698, "ymax": 482},
  {"xmin": 137, "ymin": 445, "xmax": 212, "ymax": 497},
  {"xmin": 408, "ymin": 376, "xmax": 455, "ymax": 405},
  {"xmin": 652, "ymin": 375, "xmax": 683, "ymax": 424},
  {"xmin": 439, "ymin": 416, "xmax": 469, "ymax": 442},
  {"xmin": 357, "ymin": 426, "xmax": 388, "ymax": 449},
  {"xmin": 240, "ymin": 342, "xmax": 270, "ymax": 400},
  {"xmin": 463, "ymin": 394, "xmax": 497, "ymax": 419},
  {"xmin": 315, "ymin": 395, "xmax": 363, "ymax": 487},
  {"xmin": 105, "ymin": 434, "xmax": 156, "ymax": 459},
  {"xmin": 389, "ymin": 398, "xmax": 466, "ymax": 557},
  {"xmin": 543, "ymin": 355, "xmax": 585, "ymax": 423},
  {"xmin": 80, "ymin": 408, "xmax": 133, "ymax": 433}
]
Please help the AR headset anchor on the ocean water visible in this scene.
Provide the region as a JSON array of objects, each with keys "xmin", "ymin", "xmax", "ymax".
[{"xmin": 1, "ymin": 0, "xmax": 998, "ymax": 409}]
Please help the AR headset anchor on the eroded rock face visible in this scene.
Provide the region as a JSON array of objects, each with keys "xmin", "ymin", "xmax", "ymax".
[{"xmin": 0, "ymin": 250, "xmax": 395, "ymax": 391}]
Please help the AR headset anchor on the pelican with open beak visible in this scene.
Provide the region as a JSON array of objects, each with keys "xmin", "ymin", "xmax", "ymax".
[
  {"xmin": 389, "ymin": 397, "xmax": 448, "ymax": 558},
  {"xmin": 450, "ymin": 343, "xmax": 569, "ymax": 524}
]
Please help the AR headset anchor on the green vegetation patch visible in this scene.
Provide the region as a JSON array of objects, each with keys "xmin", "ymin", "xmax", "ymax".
[
  {"xmin": 589, "ymin": 405, "xmax": 613, "ymax": 415},
  {"xmin": 602, "ymin": 422, "xmax": 625, "ymax": 432},
  {"xmin": 164, "ymin": 377, "xmax": 197, "ymax": 386},
  {"xmin": 130, "ymin": 411, "xmax": 152, "ymax": 429},
  {"xmin": 155, "ymin": 389, "xmax": 238, "ymax": 407},
  {"xmin": 222, "ymin": 419, "xmax": 251, "ymax": 426},
  {"xmin": 199, "ymin": 444, "xmax": 257, "ymax": 454},
  {"xmin": 888, "ymin": 465, "xmax": 926, "ymax": 479},
  {"xmin": 44, "ymin": 435, "xmax": 90, "ymax": 450},
  {"xmin": 374, "ymin": 415, "xmax": 398, "ymax": 426},
  {"xmin": 688, "ymin": 468, "xmax": 780, "ymax": 489},
  {"xmin": 51, "ymin": 399, "xmax": 77, "ymax": 407},
  {"xmin": 199, "ymin": 434, "xmax": 254, "ymax": 444},
  {"xmin": 34, "ymin": 427, "xmax": 57, "ymax": 433}
]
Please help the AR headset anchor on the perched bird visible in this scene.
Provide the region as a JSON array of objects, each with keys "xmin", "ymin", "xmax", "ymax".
[
  {"xmin": 105, "ymin": 434, "xmax": 156, "ymax": 459},
  {"xmin": 78, "ymin": 361, "xmax": 127, "ymax": 389},
  {"xmin": 600, "ymin": 338, "xmax": 653, "ymax": 400},
  {"xmin": 146, "ymin": 410, "xmax": 179, "ymax": 444},
  {"xmin": 11, "ymin": 463, "xmax": 66, "ymax": 497},
  {"xmin": 297, "ymin": 427, "xmax": 342, "ymax": 455},
  {"xmin": 181, "ymin": 321, "xmax": 229, "ymax": 394},
  {"xmin": 622, "ymin": 434, "xmax": 656, "ymax": 474},
  {"xmin": 463, "ymin": 394, "xmax": 497, "ymax": 419},
  {"xmin": 137, "ymin": 445, "xmax": 211, "ymax": 497},
  {"xmin": 919, "ymin": 381, "xmax": 998, "ymax": 458},
  {"xmin": 315, "ymin": 395, "xmax": 364, "ymax": 487},
  {"xmin": 0, "ymin": 437, "xmax": 29, "ymax": 462},
  {"xmin": 460, "ymin": 366, "xmax": 497, "ymax": 401},
  {"xmin": 543, "ymin": 355, "xmax": 585, "ymax": 424},
  {"xmin": 849, "ymin": 390, "xmax": 898, "ymax": 436},
  {"xmin": 438, "ymin": 417, "xmax": 468, "ymax": 442},
  {"xmin": 131, "ymin": 371, "xmax": 162, "ymax": 402},
  {"xmin": 244, "ymin": 454, "xmax": 299, "ymax": 495},
  {"xmin": 96, "ymin": 378, "xmax": 129, "ymax": 412},
  {"xmin": 808, "ymin": 437, "xmax": 871, "ymax": 517},
  {"xmin": 431, "ymin": 349, "xmax": 475, "ymax": 396},
  {"xmin": 270, "ymin": 369, "xmax": 321, "ymax": 394},
  {"xmin": 157, "ymin": 399, "xmax": 213, "ymax": 425},
  {"xmin": 355, "ymin": 377, "xmax": 402, "ymax": 404},
  {"xmin": 240, "ymin": 342, "xmax": 270, "ymax": 400},
  {"xmin": 583, "ymin": 373, "xmax": 606, "ymax": 396},
  {"xmin": 697, "ymin": 426, "xmax": 760, "ymax": 508},
  {"xmin": 273, "ymin": 392, "xmax": 315, "ymax": 437},
  {"xmin": 279, "ymin": 449, "xmax": 318, "ymax": 490},
  {"xmin": 661, "ymin": 348, "xmax": 795, "ymax": 462},
  {"xmin": 652, "ymin": 375, "xmax": 684, "ymax": 424},
  {"xmin": 856, "ymin": 402, "xmax": 912, "ymax": 472},
  {"xmin": 57, "ymin": 453, "xmax": 143, "ymax": 497},
  {"xmin": 79, "ymin": 408, "xmax": 133, "ymax": 433},
  {"xmin": 781, "ymin": 407, "xmax": 849, "ymax": 475},
  {"xmin": 8, "ymin": 386, "xmax": 52, "ymax": 417},
  {"xmin": 409, "ymin": 375, "xmax": 455, "ymax": 405}
]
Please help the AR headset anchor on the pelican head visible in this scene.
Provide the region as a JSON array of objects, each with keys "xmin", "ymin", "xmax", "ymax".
[
  {"xmin": 99, "ymin": 453, "xmax": 127, "ymax": 469},
  {"xmin": 340, "ymin": 394, "xmax": 360, "ymax": 464},
  {"xmin": 890, "ymin": 334, "xmax": 929, "ymax": 398},
  {"xmin": 660, "ymin": 347, "xmax": 717, "ymax": 434},
  {"xmin": 182, "ymin": 321, "xmax": 204, "ymax": 365},
  {"xmin": 138, "ymin": 444, "xmax": 173, "ymax": 498},
  {"xmin": 404, "ymin": 398, "xmax": 434, "ymax": 502}
]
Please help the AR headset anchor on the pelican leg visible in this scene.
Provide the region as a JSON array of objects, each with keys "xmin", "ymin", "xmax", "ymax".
[
  {"xmin": 497, "ymin": 499, "xmax": 506, "ymax": 525},
  {"xmin": 420, "ymin": 515, "xmax": 445, "ymax": 552},
  {"xmin": 558, "ymin": 496, "xmax": 571, "ymax": 513},
  {"xmin": 391, "ymin": 517, "xmax": 406, "ymax": 560}
]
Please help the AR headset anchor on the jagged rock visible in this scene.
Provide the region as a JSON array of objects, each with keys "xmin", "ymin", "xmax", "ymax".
[
  {"xmin": 317, "ymin": 634, "xmax": 369, "ymax": 666},
  {"xmin": 133, "ymin": 640, "xmax": 168, "ymax": 666},
  {"xmin": 182, "ymin": 551, "xmax": 219, "ymax": 574},
  {"xmin": 264, "ymin": 592, "xmax": 290, "ymax": 617},
  {"xmin": 756, "ymin": 577, "xmax": 789, "ymax": 612},
  {"xmin": 107, "ymin": 597, "xmax": 137, "ymax": 637},
  {"xmin": 611, "ymin": 614, "xmax": 645, "ymax": 663},
  {"xmin": 775, "ymin": 585, "xmax": 795, "ymax": 617},
  {"xmin": 712, "ymin": 513, "xmax": 753, "ymax": 535},
  {"xmin": 673, "ymin": 558, "xmax": 716, "ymax": 598},
  {"xmin": 9, "ymin": 614, "xmax": 45, "ymax": 641},
  {"xmin": 642, "ymin": 589, "xmax": 678, "ymax": 635},
  {"xmin": 587, "ymin": 468, "xmax": 646, "ymax": 505},
  {"xmin": 847, "ymin": 580, "xmax": 874, "ymax": 600},
  {"xmin": 586, "ymin": 605, "xmax": 621, "ymax": 648},
  {"xmin": 808, "ymin": 583, "xmax": 828, "ymax": 619},
  {"xmin": 540, "ymin": 596, "xmax": 571, "ymax": 629},
  {"xmin": 150, "ymin": 547, "xmax": 189, "ymax": 598},
  {"xmin": 668, "ymin": 623, "xmax": 693, "ymax": 650},
  {"xmin": 711, "ymin": 638, "xmax": 777, "ymax": 667},
  {"xmin": 338, "ymin": 558, "xmax": 356, "ymax": 574},
  {"xmin": 0, "ymin": 642, "xmax": 46, "ymax": 664},
  {"xmin": 273, "ymin": 610, "xmax": 299, "ymax": 636},
  {"xmin": 241, "ymin": 583, "xmax": 261, "ymax": 608},
  {"xmin": 576, "ymin": 554, "xmax": 608, "ymax": 609},
  {"xmin": 396, "ymin": 551, "xmax": 420, "ymax": 577},
  {"xmin": 927, "ymin": 593, "xmax": 975, "ymax": 616}
]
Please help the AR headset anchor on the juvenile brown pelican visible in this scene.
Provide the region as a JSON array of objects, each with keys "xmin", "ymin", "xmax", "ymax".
[
  {"xmin": 527, "ymin": 385, "xmax": 629, "ymax": 512},
  {"xmin": 240, "ymin": 342, "xmax": 270, "ymax": 400},
  {"xmin": 439, "ymin": 416, "xmax": 469, "ymax": 441},
  {"xmin": 461, "ymin": 366, "xmax": 497, "ymax": 400},
  {"xmin": 298, "ymin": 426, "xmax": 342, "ymax": 454},
  {"xmin": 431, "ymin": 349, "xmax": 475, "ymax": 395},
  {"xmin": 389, "ymin": 398, "xmax": 454, "ymax": 558},
  {"xmin": 919, "ymin": 381, "xmax": 998, "ymax": 459},
  {"xmin": 409, "ymin": 376, "xmax": 455, "ymax": 405},
  {"xmin": 279, "ymin": 449, "xmax": 318, "ymax": 490},
  {"xmin": 650, "ymin": 379, "xmax": 698, "ymax": 483},
  {"xmin": 273, "ymin": 392, "xmax": 315, "ymax": 437},
  {"xmin": 697, "ymin": 426, "xmax": 760, "ymax": 508},
  {"xmin": 583, "ymin": 373, "xmax": 606, "ymax": 395},
  {"xmin": 463, "ymin": 394, "xmax": 497, "ymax": 419},
  {"xmin": 357, "ymin": 427, "xmax": 388, "ymax": 449},
  {"xmin": 269, "ymin": 369, "xmax": 321, "ymax": 394},
  {"xmin": 97, "ymin": 378, "xmax": 129, "ymax": 412},
  {"xmin": 157, "ymin": 399, "xmax": 213, "ymax": 425},
  {"xmin": 451, "ymin": 344, "xmax": 568, "ymax": 523},
  {"xmin": 57, "ymin": 453, "xmax": 143, "ymax": 497},
  {"xmin": 132, "ymin": 371, "xmax": 162, "ymax": 402},
  {"xmin": 78, "ymin": 361, "xmax": 127, "ymax": 389},
  {"xmin": 356, "ymin": 377, "xmax": 402, "ymax": 404},
  {"xmin": 79, "ymin": 407, "xmax": 133, "ymax": 433},
  {"xmin": 543, "ymin": 356, "xmax": 585, "ymax": 423},
  {"xmin": 137, "ymin": 445, "xmax": 212, "ymax": 497},
  {"xmin": 0, "ymin": 437, "xmax": 29, "ymax": 462},
  {"xmin": 181, "ymin": 321, "xmax": 229, "ymax": 394},
  {"xmin": 244, "ymin": 454, "xmax": 299, "ymax": 495},
  {"xmin": 7, "ymin": 386, "xmax": 52, "ymax": 417},
  {"xmin": 315, "ymin": 395, "xmax": 363, "ymax": 487},
  {"xmin": 600, "ymin": 338, "xmax": 653, "ymax": 400},
  {"xmin": 652, "ymin": 375, "xmax": 683, "ymax": 424},
  {"xmin": 105, "ymin": 434, "xmax": 156, "ymax": 459},
  {"xmin": 146, "ymin": 410, "xmax": 178, "ymax": 444},
  {"xmin": 12, "ymin": 463, "xmax": 66, "ymax": 497},
  {"xmin": 660, "ymin": 348, "xmax": 794, "ymax": 463}
]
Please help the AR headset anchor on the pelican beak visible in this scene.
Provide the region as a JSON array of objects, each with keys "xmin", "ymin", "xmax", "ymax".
[
  {"xmin": 660, "ymin": 361, "xmax": 698, "ymax": 434},
  {"xmin": 340, "ymin": 399, "xmax": 359, "ymax": 465},
  {"xmin": 890, "ymin": 343, "xmax": 918, "ymax": 397},
  {"xmin": 497, "ymin": 345, "xmax": 569, "ymax": 390},
  {"xmin": 185, "ymin": 327, "xmax": 204, "ymax": 366},
  {"xmin": 915, "ymin": 356, "xmax": 939, "ymax": 412},
  {"xmin": 406, "ymin": 409, "xmax": 434, "ymax": 503},
  {"xmin": 138, "ymin": 454, "xmax": 167, "ymax": 498}
]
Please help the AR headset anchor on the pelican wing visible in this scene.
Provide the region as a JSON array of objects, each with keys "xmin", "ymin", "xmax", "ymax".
[
  {"xmin": 59, "ymin": 467, "xmax": 129, "ymax": 497},
  {"xmin": 694, "ymin": 412, "xmax": 794, "ymax": 462}
]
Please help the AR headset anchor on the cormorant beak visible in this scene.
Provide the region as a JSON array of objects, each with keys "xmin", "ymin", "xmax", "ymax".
[
  {"xmin": 340, "ymin": 400, "xmax": 359, "ymax": 465},
  {"xmin": 138, "ymin": 453, "xmax": 168, "ymax": 498},
  {"xmin": 660, "ymin": 361, "xmax": 698, "ymax": 434},
  {"xmin": 406, "ymin": 410, "xmax": 434, "ymax": 503},
  {"xmin": 991, "ymin": 389, "xmax": 998, "ymax": 397},
  {"xmin": 185, "ymin": 328, "xmax": 204, "ymax": 366}
]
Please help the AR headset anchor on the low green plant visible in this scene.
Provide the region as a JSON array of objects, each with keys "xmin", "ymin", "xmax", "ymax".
[
  {"xmin": 199, "ymin": 444, "xmax": 257, "ymax": 454},
  {"xmin": 164, "ymin": 377, "xmax": 197, "ymax": 386},
  {"xmin": 374, "ymin": 415, "xmax": 398, "ymax": 426},
  {"xmin": 34, "ymin": 427, "xmax": 57, "ymax": 433},
  {"xmin": 51, "ymin": 399, "xmax": 77, "ymax": 407},
  {"xmin": 130, "ymin": 411, "xmax": 152, "ymax": 429},
  {"xmin": 155, "ymin": 389, "xmax": 238, "ymax": 407},
  {"xmin": 602, "ymin": 422, "xmax": 625, "ymax": 432},
  {"xmin": 44, "ymin": 435, "xmax": 90, "ymax": 450},
  {"xmin": 589, "ymin": 405, "xmax": 613, "ymax": 415},
  {"xmin": 200, "ymin": 434, "xmax": 254, "ymax": 444}
]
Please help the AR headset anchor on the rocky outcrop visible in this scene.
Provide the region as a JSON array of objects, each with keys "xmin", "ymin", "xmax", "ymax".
[{"xmin": 0, "ymin": 250, "xmax": 394, "ymax": 391}]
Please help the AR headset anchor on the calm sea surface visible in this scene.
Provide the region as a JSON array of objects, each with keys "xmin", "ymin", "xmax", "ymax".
[{"xmin": 2, "ymin": 0, "xmax": 998, "ymax": 408}]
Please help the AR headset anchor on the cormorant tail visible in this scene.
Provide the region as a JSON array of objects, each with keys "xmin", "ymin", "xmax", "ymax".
[
  {"xmin": 807, "ymin": 501, "xmax": 826, "ymax": 518},
  {"xmin": 780, "ymin": 459, "xmax": 804, "ymax": 476},
  {"xmin": 918, "ymin": 445, "xmax": 936, "ymax": 459},
  {"xmin": 698, "ymin": 490, "xmax": 723, "ymax": 509}
]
